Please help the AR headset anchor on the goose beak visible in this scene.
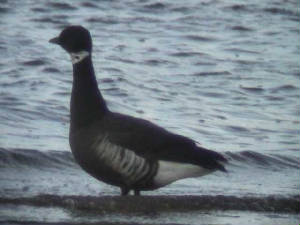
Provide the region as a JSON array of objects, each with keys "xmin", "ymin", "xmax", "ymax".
[{"xmin": 49, "ymin": 37, "xmax": 60, "ymax": 45}]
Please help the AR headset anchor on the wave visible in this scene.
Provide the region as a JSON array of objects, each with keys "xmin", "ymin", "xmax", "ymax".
[
  {"xmin": 0, "ymin": 148, "xmax": 77, "ymax": 170},
  {"xmin": 0, "ymin": 147, "xmax": 299, "ymax": 171},
  {"xmin": 225, "ymin": 150, "xmax": 300, "ymax": 169},
  {"xmin": 0, "ymin": 194, "xmax": 298, "ymax": 214}
]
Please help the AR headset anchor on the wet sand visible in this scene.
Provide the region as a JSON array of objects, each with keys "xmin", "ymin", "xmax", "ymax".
[
  {"xmin": 0, "ymin": 195, "xmax": 299, "ymax": 225},
  {"xmin": 1, "ymin": 194, "xmax": 298, "ymax": 213}
]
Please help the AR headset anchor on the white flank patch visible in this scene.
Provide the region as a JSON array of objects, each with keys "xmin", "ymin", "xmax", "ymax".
[
  {"xmin": 93, "ymin": 135, "xmax": 150, "ymax": 185},
  {"xmin": 153, "ymin": 160, "xmax": 212, "ymax": 187},
  {"xmin": 70, "ymin": 51, "xmax": 90, "ymax": 65}
]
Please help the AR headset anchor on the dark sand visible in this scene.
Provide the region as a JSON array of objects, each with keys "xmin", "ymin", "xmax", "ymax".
[{"xmin": 0, "ymin": 195, "xmax": 299, "ymax": 225}]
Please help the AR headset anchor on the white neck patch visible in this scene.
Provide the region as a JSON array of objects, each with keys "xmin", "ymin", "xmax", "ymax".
[{"xmin": 70, "ymin": 51, "xmax": 90, "ymax": 65}]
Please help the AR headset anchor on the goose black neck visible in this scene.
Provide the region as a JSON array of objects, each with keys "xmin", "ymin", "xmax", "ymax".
[{"xmin": 70, "ymin": 55, "xmax": 108, "ymax": 129}]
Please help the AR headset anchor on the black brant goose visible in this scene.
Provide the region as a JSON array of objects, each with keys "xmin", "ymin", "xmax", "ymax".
[{"xmin": 49, "ymin": 26, "xmax": 227, "ymax": 196}]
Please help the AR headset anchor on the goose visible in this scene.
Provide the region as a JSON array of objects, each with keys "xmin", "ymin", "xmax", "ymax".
[{"xmin": 49, "ymin": 26, "xmax": 227, "ymax": 196}]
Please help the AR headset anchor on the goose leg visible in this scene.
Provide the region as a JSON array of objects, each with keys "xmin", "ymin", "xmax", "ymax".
[
  {"xmin": 121, "ymin": 187, "xmax": 130, "ymax": 196},
  {"xmin": 134, "ymin": 189, "xmax": 140, "ymax": 196}
]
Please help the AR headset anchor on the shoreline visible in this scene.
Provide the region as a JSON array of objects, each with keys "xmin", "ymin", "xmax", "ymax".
[
  {"xmin": 1, "ymin": 195, "xmax": 299, "ymax": 225},
  {"xmin": 1, "ymin": 194, "xmax": 298, "ymax": 214}
]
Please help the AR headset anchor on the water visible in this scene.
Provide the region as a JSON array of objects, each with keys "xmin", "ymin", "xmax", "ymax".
[{"xmin": 0, "ymin": 0, "xmax": 299, "ymax": 224}]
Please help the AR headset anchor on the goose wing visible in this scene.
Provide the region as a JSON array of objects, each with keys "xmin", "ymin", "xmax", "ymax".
[{"xmin": 101, "ymin": 112, "xmax": 226, "ymax": 172}]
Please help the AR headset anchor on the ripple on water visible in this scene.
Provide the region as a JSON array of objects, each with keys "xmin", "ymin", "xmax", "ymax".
[
  {"xmin": 46, "ymin": 2, "xmax": 77, "ymax": 11},
  {"xmin": 100, "ymin": 78, "xmax": 115, "ymax": 84},
  {"xmin": 235, "ymin": 59, "xmax": 261, "ymax": 65},
  {"xmin": 0, "ymin": 79, "xmax": 28, "ymax": 88},
  {"xmin": 22, "ymin": 59, "xmax": 46, "ymax": 67},
  {"xmin": 192, "ymin": 71, "xmax": 231, "ymax": 76},
  {"xmin": 263, "ymin": 7, "xmax": 299, "ymax": 17},
  {"xmin": 183, "ymin": 35, "xmax": 218, "ymax": 42},
  {"xmin": 239, "ymin": 85, "xmax": 265, "ymax": 94},
  {"xmin": 104, "ymin": 87, "xmax": 128, "ymax": 98},
  {"xmin": 0, "ymin": 6, "xmax": 10, "ymax": 14},
  {"xmin": 270, "ymin": 84, "xmax": 298, "ymax": 93},
  {"xmin": 143, "ymin": 2, "xmax": 167, "ymax": 11},
  {"xmin": 31, "ymin": 7, "xmax": 50, "ymax": 13},
  {"xmin": 107, "ymin": 56, "xmax": 137, "ymax": 64},
  {"xmin": 227, "ymin": 150, "xmax": 300, "ymax": 169},
  {"xmin": 225, "ymin": 4, "xmax": 250, "ymax": 12},
  {"xmin": 42, "ymin": 67, "xmax": 61, "ymax": 74},
  {"xmin": 170, "ymin": 51, "xmax": 206, "ymax": 58},
  {"xmin": 0, "ymin": 95, "xmax": 24, "ymax": 107},
  {"xmin": 80, "ymin": 2, "xmax": 100, "ymax": 9},
  {"xmin": 265, "ymin": 96, "xmax": 285, "ymax": 101},
  {"xmin": 223, "ymin": 125, "xmax": 251, "ymax": 134},
  {"xmin": 231, "ymin": 25, "xmax": 254, "ymax": 32},
  {"xmin": 144, "ymin": 59, "xmax": 174, "ymax": 66},
  {"xmin": 53, "ymin": 91, "xmax": 70, "ymax": 97},
  {"xmin": 102, "ymin": 68, "xmax": 125, "ymax": 76},
  {"xmin": 32, "ymin": 17, "xmax": 68, "ymax": 25},
  {"xmin": 224, "ymin": 47, "xmax": 260, "ymax": 55},
  {"xmin": 87, "ymin": 17, "xmax": 120, "ymax": 25}
]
